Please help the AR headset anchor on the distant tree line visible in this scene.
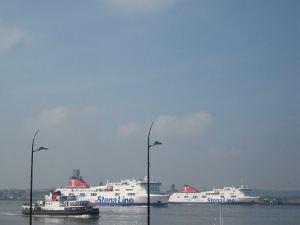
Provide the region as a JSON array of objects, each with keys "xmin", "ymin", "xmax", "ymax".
[{"xmin": 0, "ymin": 189, "xmax": 49, "ymax": 201}]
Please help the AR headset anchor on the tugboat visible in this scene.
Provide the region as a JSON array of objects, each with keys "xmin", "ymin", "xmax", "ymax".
[{"xmin": 22, "ymin": 191, "xmax": 99, "ymax": 216}]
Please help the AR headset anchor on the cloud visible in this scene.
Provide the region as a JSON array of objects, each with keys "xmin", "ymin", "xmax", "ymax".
[
  {"xmin": 116, "ymin": 121, "xmax": 142, "ymax": 139},
  {"xmin": 155, "ymin": 112, "xmax": 213, "ymax": 138},
  {"xmin": 0, "ymin": 20, "xmax": 28, "ymax": 51},
  {"xmin": 23, "ymin": 106, "xmax": 72, "ymax": 136},
  {"xmin": 105, "ymin": 0, "xmax": 181, "ymax": 13},
  {"xmin": 229, "ymin": 147, "xmax": 242, "ymax": 156},
  {"xmin": 209, "ymin": 146, "xmax": 243, "ymax": 161},
  {"xmin": 23, "ymin": 106, "xmax": 102, "ymax": 137},
  {"xmin": 116, "ymin": 112, "xmax": 213, "ymax": 139}
]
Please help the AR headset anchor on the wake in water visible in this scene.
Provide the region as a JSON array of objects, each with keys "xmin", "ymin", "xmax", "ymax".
[{"xmin": 0, "ymin": 212, "xmax": 22, "ymax": 216}]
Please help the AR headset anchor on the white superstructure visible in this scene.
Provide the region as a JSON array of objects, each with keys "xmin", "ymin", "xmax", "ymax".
[{"xmin": 169, "ymin": 184, "xmax": 259, "ymax": 205}]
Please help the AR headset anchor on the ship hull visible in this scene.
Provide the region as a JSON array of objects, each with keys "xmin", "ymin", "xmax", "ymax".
[
  {"xmin": 94, "ymin": 202, "xmax": 168, "ymax": 206},
  {"xmin": 93, "ymin": 194, "xmax": 169, "ymax": 206},
  {"xmin": 169, "ymin": 196, "xmax": 259, "ymax": 205},
  {"xmin": 21, "ymin": 209, "xmax": 99, "ymax": 216},
  {"xmin": 168, "ymin": 201, "xmax": 259, "ymax": 205}
]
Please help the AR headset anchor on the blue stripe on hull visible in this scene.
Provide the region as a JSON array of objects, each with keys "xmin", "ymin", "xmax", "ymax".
[
  {"xmin": 169, "ymin": 202, "xmax": 259, "ymax": 205},
  {"xmin": 94, "ymin": 202, "xmax": 168, "ymax": 206}
]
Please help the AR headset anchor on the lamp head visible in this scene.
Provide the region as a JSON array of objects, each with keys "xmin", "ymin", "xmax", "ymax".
[
  {"xmin": 153, "ymin": 141, "xmax": 162, "ymax": 145},
  {"xmin": 150, "ymin": 141, "xmax": 162, "ymax": 147},
  {"xmin": 33, "ymin": 147, "xmax": 49, "ymax": 152}
]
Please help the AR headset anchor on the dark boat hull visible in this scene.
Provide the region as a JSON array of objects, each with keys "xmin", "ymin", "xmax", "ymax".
[{"xmin": 22, "ymin": 208, "xmax": 99, "ymax": 216}]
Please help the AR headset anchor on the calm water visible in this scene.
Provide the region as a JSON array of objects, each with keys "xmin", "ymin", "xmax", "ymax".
[{"xmin": 0, "ymin": 201, "xmax": 299, "ymax": 225}]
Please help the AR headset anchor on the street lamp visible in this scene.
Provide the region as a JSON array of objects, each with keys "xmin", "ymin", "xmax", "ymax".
[
  {"xmin": 30, "ymin": 130, "xmax": 48, "ymax": 225},
  {"xmin": 147, "ymin": 122, "xmax": 162, "ymax": 225}
]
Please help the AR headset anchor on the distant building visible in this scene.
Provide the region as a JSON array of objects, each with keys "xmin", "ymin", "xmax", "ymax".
[{"xmin": 166, "ymin": 184, "xmax": 178, "ymax": 195}]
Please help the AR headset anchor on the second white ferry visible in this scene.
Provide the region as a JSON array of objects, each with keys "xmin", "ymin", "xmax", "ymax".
[
  {"xmin": 169, "ymin": 184, "xmax": 259, "ymax": 205},
  {"xmin": 55, "ymin": 170, "xmax": 169, "ymax": 206}
]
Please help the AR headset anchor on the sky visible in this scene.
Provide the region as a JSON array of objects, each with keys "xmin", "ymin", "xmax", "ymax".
[{"xmin": 0, "ymin": 0, "xmax": 299, "ymax": 192}]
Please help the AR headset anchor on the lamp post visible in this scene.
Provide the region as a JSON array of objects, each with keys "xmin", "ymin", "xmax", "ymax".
[
  {"xmin": 147, "ymin": 122, "xmax": 162, "ymax": 225},
  {"xmin": 30, "ymin": 130, "xmax": 48, "ymax": 225}
]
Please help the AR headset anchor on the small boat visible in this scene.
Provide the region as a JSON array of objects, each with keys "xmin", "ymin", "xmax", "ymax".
[{"xmin": 22, "ymin": 191, "xmax": 99, "ymax": 216}]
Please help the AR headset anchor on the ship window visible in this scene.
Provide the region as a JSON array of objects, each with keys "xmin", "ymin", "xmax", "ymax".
[
  {"xmin": 80, "ymin": 193, "xmax": 85, "ymax": 196},
  {"xmin": 128, "ymin": 193, "xmax": 135, "ymax": 196},
  {"xmin": 115, "ymin": 193, "xmax": 120, "ymax": 196},
  {"xmin": 126, "ymin": 189, "xmax": 133, "ymax": 191},
  {"xmin": 104, "ymin": 188, "xmax": 113, "ymax": 192},
  {"xmin": 91, "ymin": 193, "xmax": 97, "ymax": 196},
  {"xmin": 115, "ymin": 189, "xmax": 120, "ymax": 191}
]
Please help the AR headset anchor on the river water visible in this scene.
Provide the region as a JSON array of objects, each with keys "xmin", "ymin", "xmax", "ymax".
[{"xmin": 0, "ymin": 201, "xmax": 299, "ymax": 225}]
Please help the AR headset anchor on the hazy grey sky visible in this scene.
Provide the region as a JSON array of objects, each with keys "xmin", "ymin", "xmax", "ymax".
[{"xmin": 0, "ymin": 0, "xmax": 299, "ymax": 191}]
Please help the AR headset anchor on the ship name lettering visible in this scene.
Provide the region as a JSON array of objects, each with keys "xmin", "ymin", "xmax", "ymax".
[
  {"xmin": 207, "ymin": 198, "xmax": 235, "ymax": 203},
  {"xmin": 98, "ymin": 196, "xmax": 134, "ymax": 204}
]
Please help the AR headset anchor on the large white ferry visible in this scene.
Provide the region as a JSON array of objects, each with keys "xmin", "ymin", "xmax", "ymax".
[
  {"xmin": 55, "ymin": 170, "xmax": 169, "ymax": 206},
  {"xmin": 169, "ymin": 184, "xmax": 259, "ymax": 205}
]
